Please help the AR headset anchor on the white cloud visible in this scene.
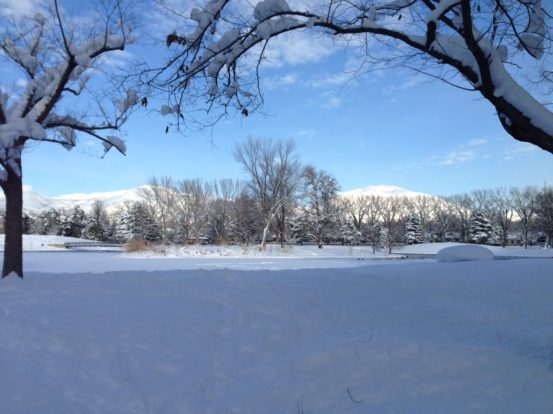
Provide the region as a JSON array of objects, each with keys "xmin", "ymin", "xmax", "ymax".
[
  {"xmin": 503, "ymin": 144, "xmax": 537, "ymax": 160},
  {"xmin": 264, "ymin": 73, "xmax": 299, "ymax": 90},
  {"xmin": 323, "ymin": 96, "xmax": 341, "ymax": 109},
  {"xmin": 262, "ymin": 32, "xmax": 337, "ymax": 67},
  {"xmin": 306, "ymin": 72, "xmax": 356, "ymax": 88},
  {"xmin": 96, "ymin": 49, "xmax": 136, "ymax": 69},
  {"xmin": 435, "ymin": 138, "xmax": 491, "ymax": 166},
  {"xmin": 468, "ymin": 138, "xmax": 488, "ymax": 146},
  {"xmin": 293, "ymin": 128, "xmax": 316, "ymax": 139},
  {"xmin": 382, "ymin": 75, "xmax": 426, "ymax": 95},
  {"xmin": 0, "ymin": 0, "xmax": 37, "ymax": 18},
  {"xmin": 438, "ymin": 149, "xmax": 476, "ymax": 165}
]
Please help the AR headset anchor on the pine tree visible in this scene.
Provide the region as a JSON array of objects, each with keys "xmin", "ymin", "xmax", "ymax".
[
  {"xmin": 115, "ymin": 202, "xmax": 161, "ymax": 243},
  {"xmin": 469, "ymin": 211, "xmax": 492, "ymax": 244},
  {"xmin": 404, "ymin": 214, "xmax": 425, "ymax": 244},
  {"xmin": 288, "ymin": 213, "xmax": 309, "ymax": 243},
  {"xmin": 62, "ymin": 206, "xmax": 86, "ymax": 238},
  {"xmin": 83, "ymin": 201, "xmax": 110, "ymax": 241},
  {"xmin": 340, "ymin": 219, "xmax": 361, "ymax": 245}
]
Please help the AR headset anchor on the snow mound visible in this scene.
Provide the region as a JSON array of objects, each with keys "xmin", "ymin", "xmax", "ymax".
[{"xmin": 437, "ymin": 245, "xmax": 494, "ymax": 262}]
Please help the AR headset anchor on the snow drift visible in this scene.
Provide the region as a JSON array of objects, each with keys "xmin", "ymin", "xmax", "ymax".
[{"xmin": 437, "ymin": 245, "xmax": 494, "ymax": 262}]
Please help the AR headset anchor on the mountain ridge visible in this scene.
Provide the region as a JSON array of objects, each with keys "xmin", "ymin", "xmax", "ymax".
[{"xmin": 1, "ymin": 184, "xmax": 431, "ymax": 212}]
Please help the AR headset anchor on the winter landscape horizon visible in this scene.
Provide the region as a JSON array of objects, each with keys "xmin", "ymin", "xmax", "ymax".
[{"xmin": 2, "ymin": 0, "xmax": 553, "ymax": 413}]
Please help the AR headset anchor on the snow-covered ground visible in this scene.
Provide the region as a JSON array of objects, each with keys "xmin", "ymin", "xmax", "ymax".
[
  {"xmin": 0, "ymin": 235, "xmax": 96, "ymax": 251},
  {"xmin": 1, "ymin": 238, "xmax": 552, "ymax": 413}
]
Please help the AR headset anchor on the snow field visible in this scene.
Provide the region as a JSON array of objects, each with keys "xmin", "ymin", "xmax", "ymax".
[{"xmin": 1, "ymin": 258, "xmax": 552, "ymax": 413}]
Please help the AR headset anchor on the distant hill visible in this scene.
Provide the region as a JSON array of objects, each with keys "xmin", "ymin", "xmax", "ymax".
[
  {"xmin": 0, "ymin": 184, "xmax": 431, "ymax": 213},
  {"xmin": 0, "ymin": 186, "xmax": 146, "ymax": 213},
  {"xmin": 340, "ymin": 185, "xmax": 431, "ymax": 199}
]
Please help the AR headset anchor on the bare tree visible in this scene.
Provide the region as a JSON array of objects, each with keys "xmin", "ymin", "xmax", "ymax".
[
  {"xmin": 300, "ymin": 165, "xmax": 340, "ymax": 248},
  {"xmin": 470, "ymin": 189, "xmax": 495, "ymax": 219},
  {"xmin": 431, "ymin": 197, "xmax": 454, "ymax": 242},
  {"xmin": 510, "ymin": 186, "xmax": 538, "ymax": 248},
  {"xmin": 341, "ymin": 194, "xmax": 385, "ymax": 252},
  {"xmin": 447, "ymin": 194, "xmax": 474, "ymax": 242},
  {"xmin": 175, "ymin": 179, "xmax": 213, "ymax": 243},
  {"xmin": 380, "ymin": 196, "xmax": 405, "ymax": 254},
  {"xmin": 535, "ymin": 186, "xmax": 553, "ymax": 248},
  {"xmin": 230, "ymin": 189, "xmax": 259, "ymax": 245},
  {"xmin": 153, "ymin": 0, "xmax": 553, "ymax": 155},
  {"xmin": 140, "ymin": 176, "xmax": 178, "ymax": 242},
  {"xmin": 0, "ymin": 0, "xmax": 135, "ymax": 277},
  {"xmin": 208, "ymin": 178, "xmax": 244, "ymax": 243},
  {"xmin": 491, "ymin": 187, "xmax": 514, "ymax": 247},
  {"xmin": 234, "ymin": 137, "xmax": 300, "ymax": 249}
]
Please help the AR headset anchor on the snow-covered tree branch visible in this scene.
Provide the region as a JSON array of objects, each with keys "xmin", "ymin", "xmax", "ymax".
[
  {"xmin": 0, "ymin": 0, "xmax": 136, "ymax": 277},
  {"xmin": 154, "ymin": 0, "xmax": 553, "ymax": 154}
]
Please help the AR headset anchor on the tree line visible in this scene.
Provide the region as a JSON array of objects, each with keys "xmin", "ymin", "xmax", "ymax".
[{"xmin": 10, "ymin": 138, "xmax": 553, "ymax": 251}]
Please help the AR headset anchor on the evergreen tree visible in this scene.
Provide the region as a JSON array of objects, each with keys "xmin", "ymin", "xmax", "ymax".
[
  {"xmin": 469, "ymin": 211, "xmax": 492, "ymax": 244},
  {"xmin": 288, "ymin": 212, "xmax": 309, "ymax": 243},
  {"xmin": 83, "ymin": 201, "xmax": 110, "ymax": 241},
  {"xmin": 62, "ymin": 206, "xmax": 87, "ymax": 238},
  {"xmin": 404, "ymin": 214, "xmax": 424, "ymax": 244},
  {"xmin": 340, "ymin": 219, "xmax": 361, "ymax": 245},
  {"xmin": 115, "ymin": 202, "xmax": 161, "ymax": 242},
  {"xmin": 31, "ymin": 208, "xmax": 62, "ymax": 235}
]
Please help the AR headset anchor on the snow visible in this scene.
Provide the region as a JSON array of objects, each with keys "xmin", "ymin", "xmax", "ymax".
[
  {"xmin": 0, "ymin": 235, "xmax": 93, "ymax": 252},
  {"xmin": 103, "ymin": 135, "xmax": 127, "ymax": 155},
  {"xmin": 0, "ymin": 245, "xmax": 552, "ymax": 413},
  {"xmin": 399, "ymin": 242, "xmax": 553, "ymax": 258},
  {"xmin": 160, "ymin": 105, "xmax": 178, "ymax": 116},
  {"xmin": 253, "ymin": 0, "xmax": 291, "ymax": 22},
  {"xmin": 0, "ymin": 185, "xmax": 146, "ymax": 213},
  {"xmin": 436, "ymin": 244, "xmax": 494, "ymax": 262},
  {"xmin": 6, "ymin": 184, "xmax": 427, "ymax": 213},
  {"xmin": 340, "ymin": 184, "xmax": 430, "ymax": 200},
  {"xmin": 427, "ymin": 0, "xmax": 460, "ymax": 26}
]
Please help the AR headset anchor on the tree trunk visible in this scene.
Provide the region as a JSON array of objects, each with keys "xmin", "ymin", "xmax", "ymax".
[
  {"xmin": 279, "ymin": 205, "xmax": 285, "ymax": 248},
  {"xmin": 2, "ymin": 166, "xmax": 23, "ymax": 278},
  {"xmin": 523, "ymin": 225, "xmax": 528, "ymax": 249},
  {"xmin": 260, "ymin": 218, "xmax": 270, "ymax": 250}
]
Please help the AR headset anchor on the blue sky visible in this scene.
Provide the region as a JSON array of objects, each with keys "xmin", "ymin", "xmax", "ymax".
[{"xmin": 8, "ymin": 0, "xmax": 553, "ymax": 197}]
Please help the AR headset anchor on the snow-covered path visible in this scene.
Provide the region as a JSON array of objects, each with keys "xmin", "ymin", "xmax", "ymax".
[{"xmin": 1, "ymin": 258, "xmax": 552, "ymax": 413}]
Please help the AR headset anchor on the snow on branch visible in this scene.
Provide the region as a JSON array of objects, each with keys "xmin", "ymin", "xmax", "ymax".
[
  {"xmin": 155, "ymin": 0, "xmax": 553, "ymax": 154},
  {"xmin": 0, "ymin": 0, "xmax": 137, "ymax": 175}
]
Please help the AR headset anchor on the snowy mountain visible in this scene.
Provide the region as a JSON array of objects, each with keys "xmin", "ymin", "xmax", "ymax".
[
  {"xmin": 340, "ymin": 185, "xmax": 431, "ymax": 199},
  {"xmin": 0, "ymin": 184, "xmax": 430, "ymax": 213},
  {"xmin": 0, "ymin": 186, "xmax": 146, "ymax": 213}
]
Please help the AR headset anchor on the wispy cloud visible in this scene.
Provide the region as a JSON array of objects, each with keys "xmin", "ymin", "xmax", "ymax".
[
  {"xmin": 306, "ymin": 72, "xmax": 356, "ymax": 89},
  {"xmin": 382, "ymin": 75, "xmax": 426, "ymax": 96},
  {"xmin": 394, "ymin": 138, "xmax": 489, "ymax": 170},
  {"xmin": 438, "ymin": 149, "xmax": 476, "ymax": 165},
  {"xmin": 263, "ymin": 32, "xmax": 337, "ymax": 67},
  {"xmin": 503, "ymin": 143, "xmax": 538, "ymax": 160},
  {"xmin": 322, "ymin": 96, "xmax": 341, "ymax": 109},
  {"xmin": 264, "ymin": 73, "xmax": 299, "ymax": 90},
  {"xmin": 292, "ymin": 128, "xmax": 316, "ymax": 139},
  {"xmin": 0, "ymin": 0, "xmax": 38, "ymax": 18},
  {"xmin": 468, "ymin": 138, "xmax": 488, "ymax": 146}
]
